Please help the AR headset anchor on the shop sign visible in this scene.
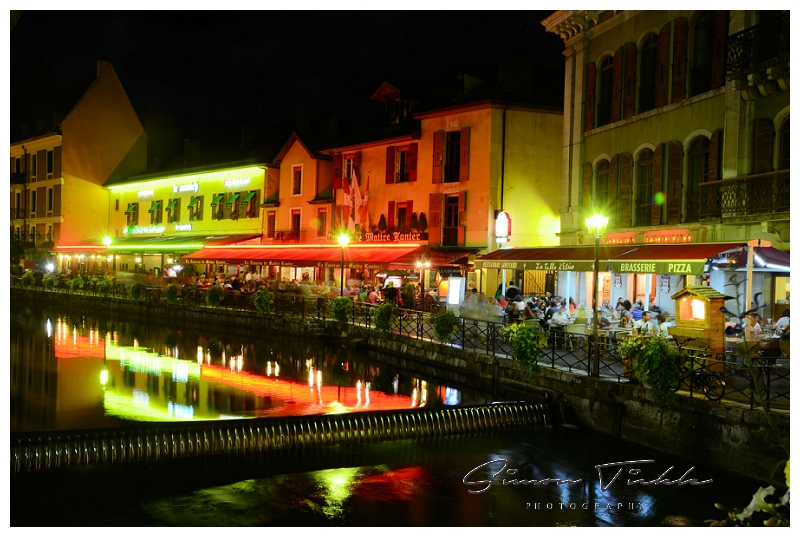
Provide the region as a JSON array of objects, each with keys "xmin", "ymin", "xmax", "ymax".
[
  {"xmin": 175, "ymin": 224, "xmax": 192, "ymax": 232},
  {"xmin": 611, "ymin": 261, "xmax": 703, "ymax": 275},
  {"xmin": 123, "ymin": 225, "xmax": 165, "ymax": 235},
  {"xmin": 357, "ymin": 231, "xmax": 423, "ymax": 243},
  {"xmin": 137, "ymin": 189, "xmax": 154, "ymax": 199},
  {"xmin": 173, "ymin": 182, "xmax": 199, "ymax": 193},
  {"xmin": 437, "ymin": 266, "xmax": 462, "ymax": 278},
  {"xmin": 224, "ymin": 177, "xmax": 250, "ymax": 188}
]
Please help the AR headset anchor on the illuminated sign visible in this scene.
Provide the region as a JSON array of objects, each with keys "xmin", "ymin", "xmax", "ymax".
[
  {"xmin": 137, "ymin": 189, "xmax": 154, "ymax": 199},
  {"xmin": 224, "ymin": 177, "xmax": 250, "ymax": 188},
  {"xmin": 643, "ymin": 229, "xmax": 692, "ymax": 244},
  {"xmin": 173, "ymin": 182, "xmax": 199, "ymax": 193},
  {"xmin": 175, "ymin": 223, "xmax": 192, "ymax": 232},
  {"xmin": 123, "ymin": 225, "xmax": 166, "ymax": 235},
  {"xmin": 605, "ymin": 232, "xmax": 636, "ymax": 245},
  {"xmin": 357, "ymin": 231, "xmax": 422, "ymax": 243}
]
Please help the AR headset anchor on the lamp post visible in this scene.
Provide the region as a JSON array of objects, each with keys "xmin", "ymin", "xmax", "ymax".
[
  {"xmin": 337, "ymin": 233, "xmax": 350, "ymax": 296},
  {"xmin": 585, "ymin": 214, "xmax": 609, "ymax": 377},
  {"xmin": 102, "ymin": 236, "xmax": 112, "ymax": 276},
  {"xmin": 416, "ymin": 252, "xmax": 430, "ymax": 311}
]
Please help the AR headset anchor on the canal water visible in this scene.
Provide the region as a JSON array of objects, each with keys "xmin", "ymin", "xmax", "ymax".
[{"xmin": 10, "ymin": 306, "xmax": 772, "ymax": 526}]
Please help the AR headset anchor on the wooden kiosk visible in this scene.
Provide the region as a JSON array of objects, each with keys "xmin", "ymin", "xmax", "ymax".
[{"xmin": 669, "ymin": 286, "xmax": 733, "ymax": 371}]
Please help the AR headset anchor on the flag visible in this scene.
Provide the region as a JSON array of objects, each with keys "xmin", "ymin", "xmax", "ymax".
[
  {"xmin": 357, "ymin": 174, "xmax": 370, "ymax": 227},
  {"xmin": 342, "ymin": 176, "xmax": 352, "ymax": 225},
  {"xmin": 351, "ymin": 169, "xmax": 362, "ymax": 226}
]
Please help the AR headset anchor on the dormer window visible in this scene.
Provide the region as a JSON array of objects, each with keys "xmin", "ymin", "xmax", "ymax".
[{"xmin": 386, "ymin": 96, "xmax": 410, "ymax": 125}]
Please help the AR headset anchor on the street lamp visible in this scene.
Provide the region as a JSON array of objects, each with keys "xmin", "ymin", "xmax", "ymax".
[
  {"xmin": 102, "ymin": 236, "xmax": 112, "ymax": 275},
  {"xmin": 416, "ymin": 253, "xmax": 430, "ymax": 311},
  {"xmin": 585, "ymin": 213, "xmax": 609, "ymax": 377},
  {"xmin": 337, "ymin": 232, "xmax": 350, "ymax": 296}
]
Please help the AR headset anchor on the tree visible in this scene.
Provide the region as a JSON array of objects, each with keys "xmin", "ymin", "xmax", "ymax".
[
  {"xmin": 410, "ymin": 212, "xmax": 419, "ymax": 231},
  {"xmin": 419, "ymin": 212, "xmax": 428, "ymax": 232},
  {"xmin": 378, "ymin": 214, "xmax": 388, "ymax": 232}
]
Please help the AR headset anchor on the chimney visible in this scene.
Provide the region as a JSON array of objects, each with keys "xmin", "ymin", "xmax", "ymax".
[
  {"xmin": 97, "ymin": 59, "xmax": 110, "ymax": 77},
  {"xmin": 184, "ymin": 139, "xmax": 200, "ymax": 165}
]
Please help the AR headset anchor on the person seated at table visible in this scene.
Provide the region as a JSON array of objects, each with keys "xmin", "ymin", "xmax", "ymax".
[
  {"xmin": 633, "ymin": 311, "xmax": 655, "ymax": 335},
  {"xmin": 747, "ymin": 313, "xmax": 763, "ymax": 336},
  {"xmin": 574, "ymin": 304, "xmax": 588, "ymax": 323},
  {"xmin": 648, "ymin": 300, "xmax": 662, "ymax": 315},
  {"xmin": 497, "ymin": 295, "xmax": 509, "ymax": 309},
  {"xmin": 618, "ymin": 310, "xmax": 633, "ymax": 327},
  {"xmin": 630, "ymin": 303, "xmax": 643, "ymax": 321},
  {"xmin": 367, "ymin": 286, "xmax": 381, "ymax": 304},
  {"xmin": 600, "ymin": 300, "xmax": 614, "ymax": 317},
  {"xmin": 485, "ymin": 297, "xmax": 505, "ymax": 316},
  {"xmin": 551, "ymin": 305, "xmax": 571, "ymax": 326},
  {"xmin": 774, "ymin": 309, "xmax": 790, "ymax": 336}
]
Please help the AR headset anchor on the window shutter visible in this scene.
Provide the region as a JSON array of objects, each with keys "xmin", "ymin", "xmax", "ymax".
[
  {"xmin": 711, "ymin": 11, "xmax": 727, "ymax": 89},
  {"xmin": 428, "ymin": 193, "xmax": 443, "ymax": 246},
  {"xmin": 623, "ymin": 43, "xmax": 637, "ymax": 119},
  {"xmin": 611, "ymin": 47, "xmax": 623, "ymax": 122},
  {"xmin": 667, "ymin": 141, "xmax": 684, "ymax": 224},
  {"xmin": 608, "ymin": 154, "xmax": 619, "ymax": 228},
  {"xmin": 652, "ymin": 143, "xmax": 664, "ymax": 225},
  {"xmin": 582, "ymin": 162, "xmax": 593, "ymax": 214},
  {"xmin": 37, "ymin": 186, "xmax": 46, "ymax": 215},
  {"xmin": 53, "ymin": 184, "xmax": 62, "ymax": 217},
  {"xmin": 585, "ymin": 62, "xmax": 596, "ymax": 131},
  {"xmin": 672, "ymin": 17, "xmax": 688, "ymax": 103},
  {"xmin": 457, "ymin": 191, "xmax": 466, "ymax": 245},
  {"xmin": 618, "ymin": 153, "xmax": 633, "ymax": 228},
  {"xmin": 432, "ymin": 131, "xmax": 443, "ymax": 183},
  {"xmin": 656, "ymin": 22, "xmax": 671, "ymax": 108},
  {"xmin": 406, "ymin": 200, "xmax": 413, "ymax": 228},
  {"xmin": 388, "ymin": 201, "xmax": 395, "ymax": 230},
  {"xmin": 459, "ymin": 127, "xmax": 470, "ymax": 181},
  {"xmin": 709, "ymin": 129, "xmax": 721, "ymax": 181},
  {"xmin": 408, "ymin": 143, "xmax": 418, "ymax": 182},
  {"xmin": 333, "ymin": 154, "xmax": 342, "ymax": 189},
  {"xmin": 353, "ymin": 151, "xmax": 361, "ymax": 166},
  {"xmin": 385, "ymin": 146, "xmax": 395, "ymax": 184},
  {"xmin": 753, "ymin": 118, "xmax": 775, "ymax": 174},
  {"xmin": 37, "ymin": 150, "xmax": 46, "ymax": 180}
]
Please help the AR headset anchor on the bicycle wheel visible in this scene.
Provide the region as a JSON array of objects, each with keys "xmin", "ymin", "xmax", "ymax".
[{"xmin": 702, "ymin": 373, "xmax": 725, "ymax": 401}]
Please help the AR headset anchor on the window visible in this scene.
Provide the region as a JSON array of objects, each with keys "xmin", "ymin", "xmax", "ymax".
[
  {"xmin": 242, "ymin": 190, "xmax": 259, "ymax": 218},
  {"xmin": 396, "ymin": 148, "xmax": 409, "ymax": 183},
  {"xmin": 691, "ymin": 12, "xmax": 715, "ymax": 96},
  {"xmin": 211, "ymin": 193, "xmax": 225, "ymax": 220},
  {"xmin": 443, "ymin": 196, "xmax": 460, "ymax": 246},
  {"xmin": 47, "ymin": 150, "xmax": 53, "ymax": 174},
  {"xmin": 267, "ymin": 211, "xmax": 277, "ymax": 238},
  {"xmin": 15, "ymin": 192, "xmax": 21, "ymax": 218},
  {"xmin": 290, "ymin": 209, "xmax": 301, "ymax": 240},
  {"xmin": 444, "ymin": 131, "xmax": 461, "ymax": 183},
  {"xmin": 597, "ymin": 56, "xmax": 614, "ymax": 126},
  {"xmin": 149, "ymin": 200, "xmax": 163, "ymax": 225},
  {"xmin": 188, "ymin": 195, "xmax": 203, "ymax": 221},
  {"xmin": 115, "ymin": 199, "xmax": 119, "ymax": 211},
  {"xmin": 639, "ymin": 34, "xmax": 659, "ymax": 113},
  {"xmin": 47, "ymin": 188, "xmax": 53, "ymax": 212},
  {"xmin": 292, "ymin": 166, "xmax": 302, "ymax": 195},
  {"xmin": 316, "ymin": 208, "xmax": 327, "ymax": 238},
  {"xmin": 30, "ymin": 191, "xmax": 37, "ymax": 217},
  {"xmin": 397, "ymin": 205, "xmax": 408, "ymax": 231},
  {"xmin": 166, "ymin": 198, "xmax": 180, "ymax": 223},
  {"xmin": 596, "ymin": 160, "xmax": 610, "ymax": 211},
  {"xmin": 687, "ymin": 137, "xmax": 710, "ymax": 222},
  {"xmin": 635, "ymin": 150, "xmax": 655, "ymax": 226},
  {"xmin": 125, "ymin": 203, "xmax": 139, "ymax": 226},
  {"xmin": 227, "ymin": 192, "xmax": 241, "ymax": 218},
  {"xmin": 779, "ymin": 117, "xmax": 789, "ymax": 170},
  {"xmin": 31, "ymin": 154, "xmax": 37, "ymax": 178},
  {"xmin": 15, "ymin": 158, "xmax": 20, "ymax": 174}
]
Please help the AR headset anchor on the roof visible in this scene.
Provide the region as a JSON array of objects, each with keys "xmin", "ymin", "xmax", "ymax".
[{"xmin": 671, "ymin": 286, "xmax": 734, "ymax": 301}]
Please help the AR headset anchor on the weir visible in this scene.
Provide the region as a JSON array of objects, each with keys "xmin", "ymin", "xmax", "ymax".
[{"xmin": 11, "ymin": 402, "xmax": 560, "ymax": 474}]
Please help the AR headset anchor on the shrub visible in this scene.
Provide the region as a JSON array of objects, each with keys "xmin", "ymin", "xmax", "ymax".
[
  {"xmin": 68, "ymin": 275, "xmax": 85, "ymax": 292},
  {"xmin": 128, "ymin": 282, "xmax": 143, "ymax": 300},
  {"xmin": 331, "ymin": 296, "xmax": 353, "ymax": 324},
  {"xmin": 206, "ymin": 285, "xmax": 224, "ymax": 308},
  {"xmin": 374, "ymin": 303, "xmax": 396, "ymax": 333},
  {"xmin": 96, "ymin": 277, "xmax": 113, "ymax": 296},
  {"xmin": 618, "ymin": 334, "xmax": 683, "ymax": 409},
  {"xmin": 21, "ymin": 271, "xmax": 35, "ymax": 289},
  {"xmin": 500, "ymin": 322, "xmax": 547, "ymax": 372},
  {"xmin": 253, "ymin": 290, "xmax": 275, "ymax": 313},
  {"xmin": 429, "ymin": 309, "xmax": 460, "ymax": 343},
  {"xmin": 164, "ymin": 283, "xmax": 180, "ymax": 304},
  {"xmin": 44, "ymin": 276, "xmax": 57, "ymax": 291}
]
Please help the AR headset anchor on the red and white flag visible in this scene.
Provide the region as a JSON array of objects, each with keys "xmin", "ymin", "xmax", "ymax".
[{"xmin": 357, "ymin": 174, "xmax": 370, "ymax": 227}]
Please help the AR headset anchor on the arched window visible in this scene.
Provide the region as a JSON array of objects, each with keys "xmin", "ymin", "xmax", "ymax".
[
  {"xmin": 635, "ymin": 150, "xmax": 654, "ymax": 226},
  {"xmin": 597, "ymin": 56, "xmax": 614, "ymax": 127},
  {"xmin": 691, "ymin": 12, "xmax": 715, "ymax": 96},
  {"xmin": 779, "ymin": 117, "xmax": 789, "ymax": 170},
  {"xmin": 639, "ymin": 35, "xmax": 659, "ymax": 112},
  {"xmin": 687, "ymin": 137, "xmax": 710, "ymax": 221},
  {"xmin": 596, "ymin": 160, "xmax": 610, "ymax": 211}
]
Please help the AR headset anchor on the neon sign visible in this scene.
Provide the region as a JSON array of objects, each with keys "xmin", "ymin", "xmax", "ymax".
[
  {"xmin": 175, "ymin": 224, "xmax": 192, "ymax": 232},
  {"xmin": 173, "ymin": 182, "xmax": 199, "ymax": 193},
  {"xmin": 123, "ymin": 225, "xmax": 166, "ymax": 235},
  {"xmin": 224, "ymin": 177, "xmax": 250, "ymax": 188},
  {"xmin": 137, "ymin": 189, "xmax": 154, "ymax": 199}
]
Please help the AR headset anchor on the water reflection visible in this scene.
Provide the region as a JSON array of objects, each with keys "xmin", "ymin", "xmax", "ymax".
[{"xmin": 10, "ymin": 308, "xmax": 493, "ymax": 432}]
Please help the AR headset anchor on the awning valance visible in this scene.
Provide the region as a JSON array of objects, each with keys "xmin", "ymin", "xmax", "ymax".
[
  {"xmin": 148, "ymin": 201, "xmax": 161, "ymax": 212},
  {"xmin": 165, "ymin": 199, "xmax": 178, "ymax": 212},
  {"xmin": 474, "ymin": 246, "xmax": 635, "ymax": 272},
  {"xmin": 124, "ymin": 203, "xmax": 137, "ymax": 214},
  {"xmin": 226, "ymin": 193, "xmax": 240, "ymax": 205},
  {"xmin": 210, "ymin": 194, "xmax": 224, "ymax": 206},
  {"xmin": 609, "ymin": 243, "xmax": 743, "ymax": 274}
]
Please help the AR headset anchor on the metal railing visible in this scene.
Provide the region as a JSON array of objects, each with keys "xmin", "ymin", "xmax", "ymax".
[
  {"xmin": 699, "ymin": 170, "xmax": 790, "ymax": 219},
  {"xmin": 727, "ymin": 12, "xmax": 790, "ymax": 74}
]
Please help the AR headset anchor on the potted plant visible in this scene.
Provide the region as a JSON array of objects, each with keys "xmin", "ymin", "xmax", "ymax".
[
  {"xmin": 164, "ymin": 283, "xmax": 180, "ymax": 304},
  {"xmin": 97, "ymin": 276, "xmax": 113, "ymax": 297},
  {"xmin": 617, "ymin": 333, "xmax": 683, "ymax": 408},
  {"xmin": 44, "ymin": 275, "xmax": 57, "ymax": 291},
  {"xmin": 253, "ymin": 290, "xmax": 275, "ymax": 313},
  {"xmin": 68, "ymin": 275, "xmax": 85, "ymax": 293},
  {"xmin": 500, "ymin": 321, "xmax": 547, "ymax": 372},
  {"xmin": 206, "ymin": 285, "xmax": 224, "ymax": 307},
  {"xmin": 374, "ymin": 303, "xmax": 396, "ymax": 333},
  {"xmin": 128, "ymin": 282, "xmax": 143, "ymax": 300},
  {"xmin": 21, "ymin": 271, "xmax": 35, "ymax": 289},
  {"xmin": 331, "ymin": 296, "xmax": 353, "ymax": 324},
  {"xmin": 429, "ymin": 309, "xmax": 460, "ymax": 344}
]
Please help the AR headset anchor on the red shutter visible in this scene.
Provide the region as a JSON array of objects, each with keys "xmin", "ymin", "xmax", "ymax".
[
  {"xmin": 667, "ymin": 141, "xmax": 684, "ymax": 224},
  {"xmin": 406, "ymin": 200, "xmax": 413, "ymax": 228},
  {"xmin": 408, "ymin": 142, "xmax": 418, "ymax": 182},
  {"xmin": 333, "ymin": 154, "xmax": 342, "ymax": 189},
  {"xmin": 652, "ymin": 143, "xmax": 664, "ymax": 225},
  {"xmin": 459, "ymin": 127, "xmax": 470, "ymax": 181},
  {"xmin": 611, "ymin": 47, "xmax": 623, "ymax": 122},
  {"xmin": 385, "ymin": 146, "xmax": 395, "ymax": 184},
  {"xmin": 608, "ymin": 154, "xmax": 619, "ymax": 228},
  {"xmin": 582, "ymin": 162, "xmax": 593, "ymax": 214},
  {"xmin": 709, "ymin": 129, "xmax": 721, "ymax": 181},
  {"xmin": 353, "ymin": 151, "xmax": 361, "ymax": 166},
  {"xmin": 711, "ymin": 11, "xmax": 727, "ymax": 89},
  {"xmin": 656, "ymin": 22, "xmax": 671, "ymax": 108},
  {"xmin": 753, "ymin": 119, "xmax": 775, "ymax": 174},
  {"xmin": 623, "ymin": 43, "xmax": 637, "ymax": 119},
  {"xmin": 618, "ymin": 153, "xmax": 633, "ymax": 228},
  {"xmin": 428, "ymin": 193, "xmax": 443, "ymax": 246},
  {"xmin": 457, "ymin": 191, "xmax": 466, "ymax": 245},
  {"xmin": 585, "ymin": 62, "xmax": 596, "ymax": 131},
  {"xmin": 432, "ymin": 131, "xmax": 443, "ymax": 183},
  {"xmin": 388, "ymin": 201, "xmax": 395, "ymax": 230},
  {"xmin": 672, "ymin": 17, "xmax": 688, "ymax": 103}
]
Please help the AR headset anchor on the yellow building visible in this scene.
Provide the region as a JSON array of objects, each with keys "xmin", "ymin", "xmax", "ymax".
[{"xmin": 10, "ymin": 60, "xmax": 147, "ymax": 267}]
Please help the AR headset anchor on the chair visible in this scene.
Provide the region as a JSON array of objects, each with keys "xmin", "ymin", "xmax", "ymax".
[{"xmin": 565, "ymin": 323, "xmax": 587, "ymax": 350}]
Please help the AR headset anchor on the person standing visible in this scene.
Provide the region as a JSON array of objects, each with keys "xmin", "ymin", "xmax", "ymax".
[
  {"xmin": 505, "ymin": 281, "xmax": 520, "ymax": 301},
  {"xmin": 384, "ymin": 281, "xmax": 398, "ymax": 304}
]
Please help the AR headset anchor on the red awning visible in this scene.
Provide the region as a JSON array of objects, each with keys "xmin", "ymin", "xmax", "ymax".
[
  {"xmin": 180, "ymin": 244, "xmax": 424, "ymax": 269},
  {"xmin": 474, "ymin": 246, "xmax": 636, "ymax": 272}
]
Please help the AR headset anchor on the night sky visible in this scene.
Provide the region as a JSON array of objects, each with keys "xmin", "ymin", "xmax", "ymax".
[{"xmin": 10, "ymin": 10, "xmax": 564, "ymax": 140}]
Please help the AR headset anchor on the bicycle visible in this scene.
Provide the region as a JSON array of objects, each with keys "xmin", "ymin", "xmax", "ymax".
[{"xmin": 680, "ymin": 357, "xmax": 726, "ymax": 401}]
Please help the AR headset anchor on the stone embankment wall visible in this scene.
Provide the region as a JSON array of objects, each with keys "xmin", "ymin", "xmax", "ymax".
[{"xmin": 13, "ymin": 289, "xmax": 786, "ymax": 485}]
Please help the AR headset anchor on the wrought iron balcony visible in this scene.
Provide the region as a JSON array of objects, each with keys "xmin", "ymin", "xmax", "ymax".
[
  {"xmin": 10, "ymin": 208, "xmax": 26, "ymax": 220},
  {"xmin": 727, "ymin": 12, "xmax": 790, "ymax": 74},
  {"xmin": 699, "ymin": 170, "xmax": 789, "ymax": 220},
  {"xmin": 273, "ymin": 229, "xmax": 307, "ymax": 243}
]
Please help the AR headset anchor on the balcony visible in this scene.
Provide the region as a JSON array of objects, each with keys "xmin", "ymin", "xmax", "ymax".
[
  {"xmin": 699, "ymin": 170, "xmax": 789, "ymax": 221},
  {"xmin": 10, "ymin": 208, "xmax": 26, "ymax": 220},
  {"xmin": 273, "ymin": 229, "xmax": 307, "ymax": 244},
  {"xmin": 727, "ymin": 13, "xmax": 790, "ymax": 75}
]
